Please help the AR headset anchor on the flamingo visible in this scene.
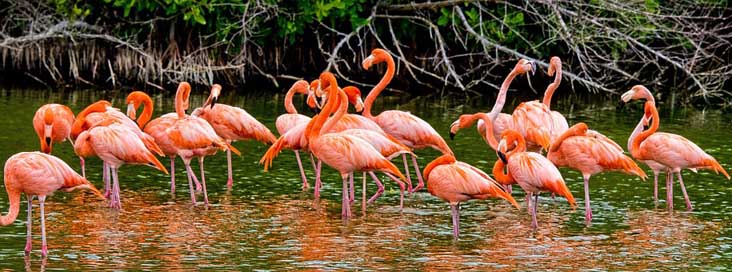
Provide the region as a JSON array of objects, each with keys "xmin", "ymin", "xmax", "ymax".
[
  {"xmin": 423, "ymin": 154, "xmax": 519, "ymax": 238},
  {"xmin": 74, "ymin": 119, "xmax": 169, "ymax": 209},
  {"xmin": 33, "ymin": 104, "xmax": 75, "ymax": 154},
  {"xmin": 301, "ymin": 72, "xmax": 407, "ymax": 218},
  {"xmin": 147, "ymin": 82, "xmax": 239, "ymax": 207},
  {"xmin": 362, "ymin": 48, "xmax": 452, "ymax": 193},
  {"xmin": 542, "ymin": 57, "xmax": 569, "ymax": 133},
  {"xmin": 492, "ymin": 129, "xmax": 576, "ymax": 228},
  {"xmin": 546, "ymin": 122, "xmax": 647, "ymax": 222},
  {"xmin": 275, "ymin": 80, "xmax": 317, "ymax": 189},
  {"xmin": 192, "ymin": 84, "xmax": 277, "ymax": 189},
  {"xmin": 623, "ymin": 85, "xmax": 729, "ymax": 211},
  {"xmin": 0, "ymin": 152, "xmax": 105, "ymax": 256}
]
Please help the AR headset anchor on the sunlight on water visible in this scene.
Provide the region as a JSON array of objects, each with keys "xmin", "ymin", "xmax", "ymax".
[{"xmin": 0, "ymin": 88, "xmax": 731, "ymax": 270}]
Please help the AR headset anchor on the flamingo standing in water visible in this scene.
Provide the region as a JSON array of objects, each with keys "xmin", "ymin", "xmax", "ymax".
[
  {"xmin": 623, "ymin": 85, "xmax": 729, "ymax": 211},
  {"xmin": 492, "ymin": 129, "xmax": 576, "ymax": 228},
  {"xmin": 300, "ymin": 72, "xmax": 407, "ymax": 218},
  {"xmin": 423, "ymin": 154, "xmax": 519, "ymax": 238},
  {"xmin": 193, "ymin": 84, "xmax": 277, "ymax": 189},
  {"xmin": 33, "ymin": 104, "xmax": 75, "ymax": 154},
  {"xmin": 0, "ymin": 152, "xmax": 105, "ymax": 256},
  {"xmin": 74, "ymin": 119, "xmax": 169, "ymax": 209},
  {"xmin": 362, "ymin": 48, "xmax": 452, "ymax": 193},
  {"xmin": 275, "ymin": 80, "xmax": 317, "ymax": 189},
  {"xmin": 547, "ymin": 123, "xmax": 646, "ymax": 222},
  {"xmin": 146, "ymin": 82, "xmax": 238, "ymax": 207}
]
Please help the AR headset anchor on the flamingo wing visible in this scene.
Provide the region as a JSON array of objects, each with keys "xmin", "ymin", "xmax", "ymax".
[{"xmin": 374, "ymin": 110, "xmax": 452, "ymax": 155}]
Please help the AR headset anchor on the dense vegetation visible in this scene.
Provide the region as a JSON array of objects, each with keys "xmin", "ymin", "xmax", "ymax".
[{"xmin": 0, "ymin": 0, "xmax": 730, "ymax": 105}]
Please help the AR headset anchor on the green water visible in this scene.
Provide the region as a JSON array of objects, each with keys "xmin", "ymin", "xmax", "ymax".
[{"xmin": 0, "ymin": 88, "xmax": 731, "ymax": 270}]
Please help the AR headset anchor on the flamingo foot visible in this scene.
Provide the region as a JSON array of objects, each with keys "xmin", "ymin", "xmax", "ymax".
[
  {"xmin": 24, "ymin": 241, "xmax": 32, "ymax": 255},
  {"xmin": 226, "ymin": 178, "xmax": 234, "ymax": 189},
  {"xmin": 41, "ymin": 245, "xmax": 48, "ymax": 257}
]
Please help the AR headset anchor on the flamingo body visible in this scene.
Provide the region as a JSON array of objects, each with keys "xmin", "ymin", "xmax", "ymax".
[{"xmin": 33, "ymin": 104, "xmax": 75, "ymax": 154}]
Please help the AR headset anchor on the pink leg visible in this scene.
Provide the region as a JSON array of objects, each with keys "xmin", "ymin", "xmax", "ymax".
[
  {"xmin": 384, "ymin": 172, "xmax": 406, "ymax": 210},
  {"xmin": 531, "ymin": 192, "xmax": 539, "ymax": 229},
  {"xmin": 103, "ymin": 162, "xmax": 111, "ymax": 199},
  {"xmin": 226, "ymin": 148, "xmax": 234, "ymax": 189},
  {"xmin": 39, "ymin": 195, "xmax": 48, "ymax": 257},
  {"xmin": 184, "ymin": 160, "xmax": 197, "ymax": 205},
  {"xmin": 170, "ymin": 157, "xmax": 176, "ymax": 194},
  {"xmin": 314, "ymin": 160, "xmax": 322, "ymax": 199},
  {"xmin": 676, "ymin": 172, "xmax": 692, "ymax": 211},
  {"xmin": 341, "ymin": 174, "xmax": 351, "ymax": 218},
  {"xmin": 411, "ymin": 154, "xmax": 424, "ymax": 193},
  {"xmin": 199, "ymin": 158, "xmax": 209, "ymax": 208},
  {"xmin": 367, "ymin": 172, "xmax": 386, "ymax": 204},
  {"xmin": 653, "ymin": 171, "xmax": 659, "ymax": 207},
  {"xmin": 666, "ymin": 171, "xmax": 674, "ymax": 211},
  {"xmin": 349, "ymin": 173, "xmax": 355, "ymax": 205},
  {"xmin": 583, "ymin": 174, "xmax": 592, "ymax": 223},
  {"xmin": 506, "ymin": 184, "xmax": 512, "ymax": 194},
  {"xmin": 361, "ymin": 172, "xmax": 367, "ymax": 215},
  {"xmin": 294, "ymin": 150, "xmax": 309, "ymax": 190},
  {"xmin": 451, "ymin": 204, "xmax": 460, "ymax": 238},
  {"xmin": 111, "ymin": 168, "xmax": 122, "ymax": 210},
  {"xmin": 402, "ymin": 154, "xmax": 413, "ymax": 192},
  {"xmin": 79, "ymin": 157, "xmax": 86, "ymax": 178},
  {"xmin": 25, "ymin": 195, "xmax": 33, "ymax": 255}
]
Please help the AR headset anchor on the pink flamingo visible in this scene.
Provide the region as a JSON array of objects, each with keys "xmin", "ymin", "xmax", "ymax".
[
  {"xmin": 193, "ymin": 84, "xmax": 277, "ymax": 189},
  {"xmin": 624, "ymin": 85, "xmax": 729, "ymax": 211},
  {"xmin": 0, "ymin": 152, "xmax": 105, "ymax": 256},
  {"xmin": 424, "ymin": 154, "xmax": 519, "ymax": 238},
  {"xmin": 362, "ymin": 48, "xmax": 452, "ymax": 193},
  {"xmin": 33, "ymin": 104, "xmax": 75, "ymax": 154},
  {"xmin": 547, "ymin": 122, "xmax": 647, "ymax": 222},
  {"xmin": 543, "ymin": 57, "xmax": 569, "ymax": 133},
  {"xmin": 275, "ymin": 80, "xmax": 317, "ymax": 189}
]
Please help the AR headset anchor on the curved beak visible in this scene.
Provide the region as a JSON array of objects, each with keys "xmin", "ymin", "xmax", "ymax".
[
  {"xmin": 355, "ymin": 97, "xmax": 364, "ymax": 113},
  {"xmin": 530, "ymin": 61, "xmax": 537, "ymax": 76},
  {"xmin": 497, "ymin": 151, "xmax": 508, "ymax": 164},
  {"xmin": 449, "ymin": 120, "xmax": 460, "ymax": 140},
  {"xmin": 362, "ymin": 55, "xmax": 375, "ymax": 70},
  {"xmin": 127, "ymin": 103, "xmax": 136, "ymax": 120},
  {"xmin": 210, "ymin": 96, "xmax": 218, "ymax": 109}
]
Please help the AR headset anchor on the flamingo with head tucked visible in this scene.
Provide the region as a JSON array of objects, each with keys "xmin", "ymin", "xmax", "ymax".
[
  {"xmin": 0, "ymin": 152, "xmax": 105, "ymax": 256},
  {"xmin": 362, "ymin": 48, "xmax": 452, "ymax": 193},
  {"xmin": 33, "ymin": 104, "xmax": 75, "ymax": 154},
  {"xmin": 622, "ymin": 85, "xmax": 729, "ymax": 211},
  {"xmin": 192, "ymin": 84, "xmax": 277, "ymax": 189}
]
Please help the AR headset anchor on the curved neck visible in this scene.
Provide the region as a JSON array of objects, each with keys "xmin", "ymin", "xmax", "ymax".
[
  {"xmin": 542, "ymin": 64, "xmax": 562, "ymax": 108},
  {"xmin": 492, "ymin": 160, "xmax": 514, "ymax": 185},
  {"xmin": 488, "ymin": 70, "xmax": 520, "ymax": 121},
  {"xmin": 0, "ymin": 189, "xmax": 20, "ymax": 226},
  {"xmin": 320, "ymin": 88, "xmax": 348, "ymax": 135},
  {"xmin": 505, "ymin": 133, "xmax": 527, "ymax": 158},
  {"xmin": 138, "ymin": 97, "xmax": 153, "ymax": 128},
  {"xmin": 284, "ymin": 86, "xmax": 299, "ymax": 114},
  {"xmin": 628, "ymin": 116, "xmax": 645, "ymax": 153},
  {"xmin": 550, "ymin": 124, "xmax": 585, "ymax": 153},
  {"xmin": 363, "ymin": 55, "xmax": 395, "ymax": 118},
  {"xmin": 631, "ymin": 102, "xmax": 659, "ymax": 158},
  {"xmin": 175, "ymin": 88, "xmax": 188, "ymax": 118},
  {"xmin": 423, "ymin": 154, "xmax": 456, "ymax": 179},
  {"xmin": 307, "ymin": 76, "xmax": 340, "ymax": 141},
  {"xmin": 475, "ymin": 113, "xmax": 499, "ymax": 150}
]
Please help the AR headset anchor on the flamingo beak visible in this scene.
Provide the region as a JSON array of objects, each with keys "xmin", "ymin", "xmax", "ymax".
[
  {"xmin": 127, "ymin": 103, "xmax": 136, "ymax": 120},
  {"xmin": 211, "ymin": 96, "xmax": 218, "ymax": 109},
  {"xmin": 449, "ymin": 120, "xmax": 460, "ymax": 140},
  {"xmin": 530, "ymin": 61, "xmax": 536, "ymax": 76},
  {"xmin": 498, "ymin": 151, "xmax": 508, "ymax": 164},
  {"xmin": 362, "ymin": 55, "xmax": 375, "ymax": 70},
  {"xmin": 620, "ymin": 90, "xmax": 635, "ymax": 103},
  {"xmin": 355, "ymin": 97, "xmax": 364, "ymax": 113}
]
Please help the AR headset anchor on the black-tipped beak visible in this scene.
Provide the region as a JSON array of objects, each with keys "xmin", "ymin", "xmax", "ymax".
[
  {"xmin": 45, "ymin": 137, "xmax": 51, "ymax": 146},
  {"xmin": 449, "ymin": 132, "xmax": 455, "ymax": 140},
  {"xmin": 210, "ymin": 97, "xmax": 218, "ymax": 109},
  {"xmin": 498, "ymin": 151, "xmax": 508, "ymax": 164}
]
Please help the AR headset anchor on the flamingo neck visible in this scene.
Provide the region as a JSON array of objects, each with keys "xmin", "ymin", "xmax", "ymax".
[
  {"xmin": 423, "ymin": 154, "xmax": 456, "ymax": 179},
  {"xmin": 550, "ymin": 123, "xmax": 586, "ymax": 153},
  {"xmin": 474, "ymin": 113, "xmax": 499, "ymax": 150},
  {"xmin": 488, "ymin": 70, "xmax": 519, "ymax": 121},
  {"xmin": 542, "ymin": 64, "xmax": 562, "ymax": 108},
  {"xmin": 307, "ymin": 77, "xmax": 339, "ymax": 141},
  {"xmin": 138, "ymin": 97, "xmax": 153, "ymax": 128},
  {"xmin": 175, "ymin": 89, "xmax": 187, "ymax": 118},
  {"xmin": 492, "ymin": 160, "xmax": 515, "ymax": 185},
  {"xmin": 0, "ymin": 189, "xmax": 21, "ymax": 226},
  {"xmin": 363, "ymin": 54, "xmax": 395, "ymax": 118},
  {"xmin": 320, "ymin": 88, "xmax": 347, "ymax": 135},
  {"xmin": 631, "ymin": 102, "xmax": 659, "ymax": 158},
  {"xmin": 284, "ymin": 87, "xmax": 298, "ymax": 114},
  {"xmin": 627, "ymin": 116, "xmax": 645, "ymax": 153}
]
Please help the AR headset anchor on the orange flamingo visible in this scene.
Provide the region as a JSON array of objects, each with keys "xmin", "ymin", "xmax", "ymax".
[
  {"xmin": 33, "ymin": 104, "xmax": 75, "ymax": 154},
  {"xmin": 147, "ymin": 82, "xmax": 239, "ymax": 207},
  {"xmin": 275, "ymin": 80, "xmax": 317, "ymax": 189},
  {"xmin": 547, "ymin": 122, "xmax": 646, "ymax": 222},
  {"xmin": 302, "ymin": 72, "xmax": 407, "ymax": 218},
  {"xmin": 0, "ymin": 152, "xmax": 105, "ymax": 256},
  {"xmin": 192, "ymin": 84, "xmax": 277, "ymax": 188},
  {"xmin": 362, "ymin": 48, "xmax": 452, "ymax": 193},
  {"xmin": 624, "ymin": 85, "xmax": 729, "ymax": 211},
  {"xmin": 492, "ymin": 129, "xmax": 576, "ymax": 228},
  {"xmin": 423, "ymin": 154, "xmax": 519, "ymax": 238},
  {"xmin": 542, "ymin": 57, "xmax": 569, "ymax": 133},
  {"xmin": 74, "ymin": 119, "xmax": 168, "ymax": 209}
]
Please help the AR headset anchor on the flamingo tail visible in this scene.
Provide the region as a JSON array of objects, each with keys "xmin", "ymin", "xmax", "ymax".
[
  {"xmin": 259, "ymin": 136, "xmax": 287, "ymax": 171},
  {"xmin": 226, "ymin": 143, "xmax": 242, "ymax": 156},
  {"xmin": 702, "ymin": 158, "xmax": 730, "ymax": 179},
  {"xmin": 545, "ymin": 180, "xmax": 576, "ymax": 207},
  {"xmin": 142, "ymin": 136, "xmax": 165, "ymax": 157}
]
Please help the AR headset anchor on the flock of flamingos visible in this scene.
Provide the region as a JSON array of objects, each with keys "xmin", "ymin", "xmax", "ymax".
[{"xmin": 1, "ymin": 48, "xmax": 730, "ymax": 256}]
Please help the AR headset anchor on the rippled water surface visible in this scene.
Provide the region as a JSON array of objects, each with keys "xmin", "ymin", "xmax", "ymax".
[{"xmin": 0, "ymin": 88, "xmax": 731, "ymax": 270}]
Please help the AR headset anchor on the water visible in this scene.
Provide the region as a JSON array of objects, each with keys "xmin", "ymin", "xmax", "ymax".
[{"xmin": 0, "ymin": 87, "xmax": 731, "ymax": 270}]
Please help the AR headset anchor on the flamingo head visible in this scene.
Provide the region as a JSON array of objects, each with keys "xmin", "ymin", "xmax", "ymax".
[
  {"xmin": 547, "ymin": 57, "xmax": 561, "ymax": 76},
  {"xmin": 204, "ymin": 84, "xmax": 222, "ymax": 109},
  {"xmin": 71, "ymin": 100, "xmax": 111, "ymax": 140},
  {"xmin": 449, "ymin": 114, "xmax": 478, "ymax": 140},
  {"xmin": 515, "ymin": 59, "xmax": 536, "ymax": 76},
  {"xmin": 125, "ymin": 91, "xmax": 150, "ymax": 120},
  {"xmin": 621, "ymin": 85, "xmax": 654, "ymax": 104},
  {"xmin": 342, "ymin": 86, "xmax": 364, "ymax": 113},
  {"xmin": 362, "ymin": 48, "xmax": 389, "ymax": 70}
]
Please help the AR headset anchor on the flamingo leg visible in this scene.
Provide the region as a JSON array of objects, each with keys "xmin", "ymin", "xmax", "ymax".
[
  {"xmin": 170, "ymin": 157, "xmax": 176, "ymax": 194},
  {"xmin": 199, "ymin": 158, "xmax": 209, "ymax": 208},
  {"xmin": 451, "ymin": 204, "xmax": 460, "ymax": 239},
  {"xmin": 530, "ymin": 192, "xmax": 539, "ymax": 229},
  {"xmin": 583, "ymin": 174, "xmax": 592, "ymax": 223},
  {"xmin": 367, "ymin": 172, "xmax": 386, "ymax": 204},
  {"xmin": 402, "ymin": 154, "xmax": 413, "ymax": 191},
  {"xmin": 362, "ymin": 172, "xmax": 367, "ymax": 215},
  {"xmin": 111, "ymin": 168, "xmax": 122, "ymax": 210},
  {"xmin": 653, "ymin": 171, "xmax": 659, "ymax": 206},
  {"xmin": 411, "ymin": 154, "xmax": 425, "ymax": 193},
  {"xmin": 25, "ymin": 195, "xmax": 33, "ymax": 255},
  {"xmin": 184, "ymin": 160, "xmax": 197, "ymax": 205},
  {"xmin": 341, "ymin": 174, "xmax": 351, "ymax": 218},
  {"xmin": 103, "ymin": 162, "xmax": 111, "ymax": 199},
  {"xmin": 666, "ymin": 170, "xmax": 674, "ymax": 211},
  {"xmin": 294, "ymin": 150, "xmax": 309, "ymax": 190},
  {"xmin": 507, "ymin": 184, "xmax": 512, "ymax": 194},
  {"xmin": 39, "ymin": 195, "xmax": 47, "ymax": 257},
  {"xmin": 384, "ymin": 172, "xmax": 405, "ymax": 211},
  {"xmin": 349, "ymin": 173, "xmax": 355, "ymax": 206},
  {"xmin": 676, "ymin": 172, "xmax": 692, "ymax": 211},
  {"xmin": 226, "ymin": 148, "xmax": 234, "ymax": 189},
  {"xmin": 79, "ymin": 157, "xmax": 86, "ymax": 178},
  {"xmin": 314, "ymin": 160, "xmax": 322, "ymax": 199}
]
